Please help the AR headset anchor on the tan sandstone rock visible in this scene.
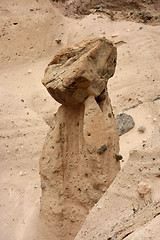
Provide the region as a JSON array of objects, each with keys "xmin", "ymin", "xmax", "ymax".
[
  {"xmin": 42, "ymin": 37, "xmax": 117, "ymax": 106},
  {"xmin": 39, "ymin": 38, "xmax": 120, "ymax": 240}
]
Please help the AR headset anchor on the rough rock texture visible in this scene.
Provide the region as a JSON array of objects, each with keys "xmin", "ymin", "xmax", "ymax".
[
  {"xmin": 75, "ymin": 125, "xmax": 160, "ymax": 240},
  {"xmin": 58, "ymin": 0, "xmax": 160, "ymax": 19},
  {"xmin": 116, "ymin": 113, "xmax": 135, "ymax": 136},
  {"xmin": 42, "ymin": 38, "xmax": 117, "ymax": 106},
  {"xmin": 39, "ymin": 38, "xmax": 120, "ymax": 240}
]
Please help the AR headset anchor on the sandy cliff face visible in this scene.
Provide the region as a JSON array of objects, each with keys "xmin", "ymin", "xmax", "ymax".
[{"xmin": 39, "ymin": 38, "xmax": 120, "ymax": 240}]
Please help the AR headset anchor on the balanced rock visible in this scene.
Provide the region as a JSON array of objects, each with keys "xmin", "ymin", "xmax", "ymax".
[
  {"xmin": 39, "ymin": 38, "xmax": 120, "ymax": 240},
  {"xmin": 42, "ymin": 38, "xmax": 117, "ymax": 106}
]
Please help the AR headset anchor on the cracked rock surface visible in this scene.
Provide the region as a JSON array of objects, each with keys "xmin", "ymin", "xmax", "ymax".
[{"xmin": 42, "ymin": 38, "xmax": 117, "ymax": 106}]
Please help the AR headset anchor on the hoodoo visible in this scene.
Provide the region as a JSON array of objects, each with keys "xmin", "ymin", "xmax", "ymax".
[{"xmin": 39, "ymin": 38, "xmax": 120, "ymax": 240}]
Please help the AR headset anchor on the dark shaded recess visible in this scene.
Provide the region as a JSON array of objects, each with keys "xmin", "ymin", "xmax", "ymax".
[{"xmin": 95, "ymin": 89, "xmax": 106, "ymax": 111}]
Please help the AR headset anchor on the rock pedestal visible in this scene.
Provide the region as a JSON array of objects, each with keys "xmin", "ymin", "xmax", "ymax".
[{"xmin": 39, "ymin": 38, "xmax": 120, "ymax": 240}]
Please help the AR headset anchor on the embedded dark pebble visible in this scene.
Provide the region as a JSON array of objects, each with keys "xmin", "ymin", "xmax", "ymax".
[
  {"xmin": 41, "ymin": 183, "xmax": 46, "ymax": 189},
  {"xmin": 97, "ymin": 144, "xmax": 107, "ymax": 154},
  {"xmin": 55, "ymin": 39, "xmax": 61, "ymax": 44},
  {"xmin": 115, "ymin": 153, "xmax": 123, "ymax": 161}
]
